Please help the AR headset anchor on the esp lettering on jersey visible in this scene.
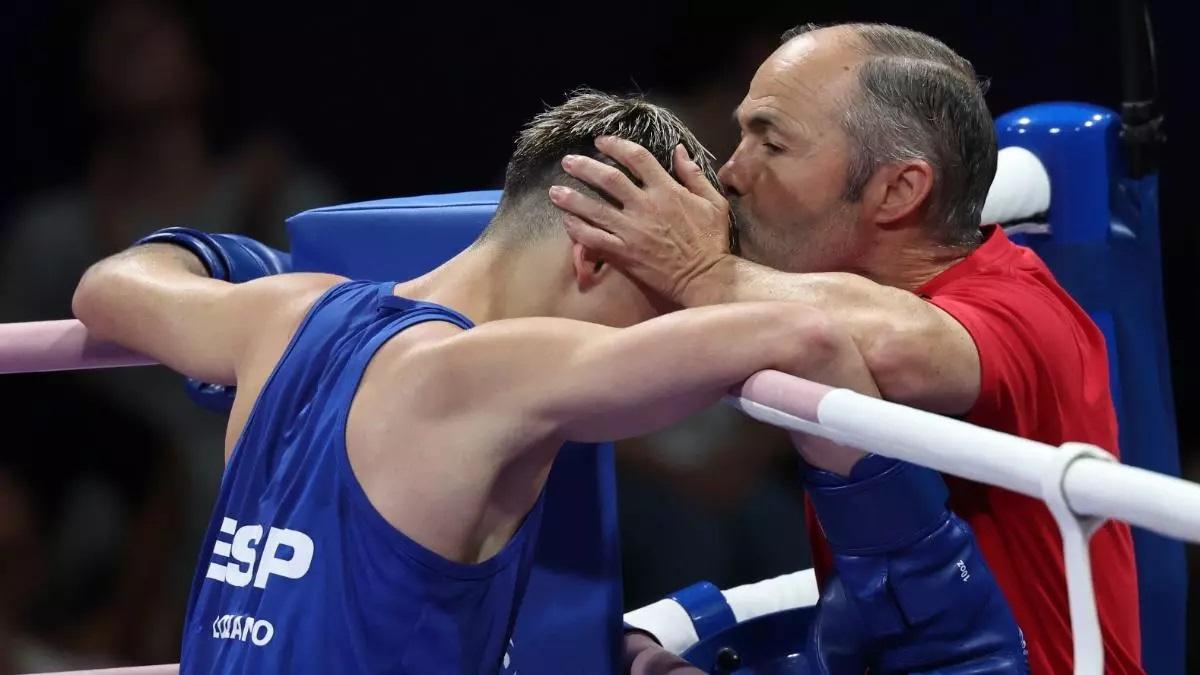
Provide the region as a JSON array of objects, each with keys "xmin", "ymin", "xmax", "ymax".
[{"xmin": 205, "ymin": 517, "xmax": 314, "ymax": 589}]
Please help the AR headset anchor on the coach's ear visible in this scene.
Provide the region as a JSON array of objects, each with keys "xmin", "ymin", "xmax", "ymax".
[
  {"xmin": 572, "ymin": 241, "xmax": 608, "ymax": 290},
  {"xmin": 866, "ymin": 159, "xmax": 934, "ymax": 228}
]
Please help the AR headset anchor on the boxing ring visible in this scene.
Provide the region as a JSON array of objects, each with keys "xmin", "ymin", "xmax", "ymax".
[{"xmin": 1, "ymin": 103, "xmax": 1190, "ymax": 674}]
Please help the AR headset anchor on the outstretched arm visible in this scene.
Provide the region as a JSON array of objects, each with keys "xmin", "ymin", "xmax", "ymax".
[
  {"xmin": 414, "ymin": 300, "xmax": 878, "ymax": 458},
  {"xmin": 72, "ymin": 242, "xmax": 337, "ymax": 386}
]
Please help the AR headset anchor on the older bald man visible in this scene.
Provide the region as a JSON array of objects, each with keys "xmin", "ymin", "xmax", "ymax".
[{"xmin": 551, "ymin": 22, "xmax": 1141, "ymax": 675}]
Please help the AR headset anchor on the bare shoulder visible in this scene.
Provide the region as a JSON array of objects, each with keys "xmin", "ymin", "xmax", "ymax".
[
  {"xmin": 222, "ymin": 273, "xmax": 349, "ymax": 457},
  {"xmin": 234, "ymin": 273, "xmax": 348, "ymax": 372},
  {"xmin": 237, "ymin": 272, "xmax": 347, "ymax": 308},
  {"xmin": 241, "ymin": 272, "xmax": 345, "ymax": 324}
]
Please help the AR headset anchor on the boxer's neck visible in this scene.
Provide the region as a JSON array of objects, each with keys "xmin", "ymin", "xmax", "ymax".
[{"xmin": 392, "ymin": 238, "xmax": 575, "ymax": 325}]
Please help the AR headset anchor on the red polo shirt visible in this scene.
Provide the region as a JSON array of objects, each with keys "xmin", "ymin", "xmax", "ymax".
[{"xmin": 806, "ymin": 225, "xmax": 1142, "ymax": 674}]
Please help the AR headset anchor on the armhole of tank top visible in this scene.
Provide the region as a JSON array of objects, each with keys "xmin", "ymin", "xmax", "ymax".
[
  {"xmin": 222, "ymin": 281, "xmax": 355, "ymax": 469},
  {"xmin": 329, "ymin": 311, "xmax": 533, "ymax": 580}
]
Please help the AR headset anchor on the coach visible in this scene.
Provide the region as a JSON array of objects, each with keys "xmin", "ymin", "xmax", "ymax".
[{"xmin": 550, "ymin": 22, "xmax": 1142, "ymax": 674}]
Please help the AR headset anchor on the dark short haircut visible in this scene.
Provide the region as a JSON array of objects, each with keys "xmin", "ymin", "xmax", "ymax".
[
  {"xmin": 783, "ymin": 23, "xmax": 997, "ymax": 247},
  {"xmin": 482, "ymin": 89, "xmax": 720, "ymax": 244}
]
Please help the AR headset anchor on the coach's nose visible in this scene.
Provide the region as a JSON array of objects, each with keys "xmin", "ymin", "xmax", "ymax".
[{"xmin": 718, "ymin": 140, "xmax": 753, "ymax": 198}]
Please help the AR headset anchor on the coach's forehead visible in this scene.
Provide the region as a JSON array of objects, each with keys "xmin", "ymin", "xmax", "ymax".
[{"xmin": 744, "ymin": 28, "xmax": 861, "ymax": 126}]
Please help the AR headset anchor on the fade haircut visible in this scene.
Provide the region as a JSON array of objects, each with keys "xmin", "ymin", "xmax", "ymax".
[
  {"xmin": 783, "ymin": 23, "xmax": 997, "ymax": 247},
  {"xmin": 481, "ymin": 89, "xmax": 720, "ymax": 244}
]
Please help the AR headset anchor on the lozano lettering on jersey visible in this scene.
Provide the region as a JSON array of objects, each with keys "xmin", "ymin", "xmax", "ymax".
[{"xmin": 212, "ymin": 614, "xmax": 275, "ymax": 646}]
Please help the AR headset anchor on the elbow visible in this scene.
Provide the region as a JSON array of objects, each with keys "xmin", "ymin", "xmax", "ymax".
[
  {"xmin": 71, "ymin": 263, "xmax": 113, "ymax": 334},
  {"xmin": 861, "ymin": 324, "xmax": 930, "ymax": 403},
  {"xmin": 71, "ymin": 265, "xmax": 98, "ymax": 322},
  {"xmin": 776, "ymin": 308, "xmax": 845, "ymax": 373}
]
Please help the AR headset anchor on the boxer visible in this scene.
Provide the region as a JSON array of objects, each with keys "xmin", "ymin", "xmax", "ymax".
[{"xmin": 73, "ymin": 91, "xmax": 1023, "ymax": 674}]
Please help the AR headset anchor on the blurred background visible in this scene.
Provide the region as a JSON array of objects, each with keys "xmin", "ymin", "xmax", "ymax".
[{"xmin": 1, "ymin": 0, "xmax": 1195, "ymax": 671}]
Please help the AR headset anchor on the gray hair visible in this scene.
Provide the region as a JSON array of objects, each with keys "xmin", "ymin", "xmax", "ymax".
[
  {"xmin": 783, "ymin": 23, "xmax": 997, "ymax": 247},
  {"xmin": 484, "ymin": 89, "xmax": 720, "ymax": 244}
]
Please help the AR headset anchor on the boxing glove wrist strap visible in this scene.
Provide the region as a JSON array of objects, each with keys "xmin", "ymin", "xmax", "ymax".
[
  {"xmin": 805, "ymin": 455, "xmax": 949, "ymax": 555},
  {"xmin": 135, "ymin": 227, "xmax": 231, "ymax": 279},
  {"xmin": 668, "ymin": 581, "xmax": 737, "ymax": 641}
]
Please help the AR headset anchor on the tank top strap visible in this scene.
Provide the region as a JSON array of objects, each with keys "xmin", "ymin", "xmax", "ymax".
[
  {"xmin": 241, "ymin": 281, "xmax": 473, "ymax": 436},
  {"xmin": 374, "ymin": 283, "xmax": 475, "ymax": 330}
]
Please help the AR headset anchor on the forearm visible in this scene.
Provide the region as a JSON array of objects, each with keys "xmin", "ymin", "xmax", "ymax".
[
  {"xmin": 683, "ymin": 256, "xmax": 977, "ymax": 412},
  {"xmin": 684, "ymin": 256, "xmax": 888, "ymax": 319},
  {"xmin": 681, "ymin": 257, "xmax": 900, "ymax": 372},
  {"xmin": 554, "ymin": 303, "xmax": 840, "ymax": 441}
]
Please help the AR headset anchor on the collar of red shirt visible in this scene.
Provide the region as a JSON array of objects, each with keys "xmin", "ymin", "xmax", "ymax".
[{"xmin": 916, "ymin": 224, "xmax": 1011, "ymax": 297}]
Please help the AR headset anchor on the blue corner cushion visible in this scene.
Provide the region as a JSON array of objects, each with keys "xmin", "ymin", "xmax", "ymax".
[{"xmin": 286, "ymin": 190, "xmax": 502, "ymax": 281}]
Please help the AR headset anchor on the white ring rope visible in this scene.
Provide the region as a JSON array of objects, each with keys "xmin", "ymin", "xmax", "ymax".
[
  {"xmin": 729, "ymin": 370, "xmax": 1200, "ymax": 675},
  {"xmin": 623, "ymin": 569, "xmax": 820, "ymax": 655},
  {"xmin": 729, "ymin": 370, "xmax": 1200, "ymax": 545}
]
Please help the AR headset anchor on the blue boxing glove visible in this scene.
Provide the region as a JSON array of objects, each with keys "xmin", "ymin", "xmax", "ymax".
[
  {"xmin": 134, "ymin": 227, "xmax": 292, "ymax": 413},
  {"xmin": 804, "ymin": 455, "xmax": 1029, "ymax": 674},
  {"xmin": 134, "ymin": 226, "xmax": 291, "ymax": 283}
]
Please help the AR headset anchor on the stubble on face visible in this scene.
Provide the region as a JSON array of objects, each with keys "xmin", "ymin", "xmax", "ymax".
[{"xmin": 732, "ymin": 191, "xmax": 864, "ymax": 274}]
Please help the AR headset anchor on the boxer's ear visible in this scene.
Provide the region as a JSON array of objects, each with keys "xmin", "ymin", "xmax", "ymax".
[{"xmin": 571, "ymin": 242, "xmax": 606, "ymax": 290}]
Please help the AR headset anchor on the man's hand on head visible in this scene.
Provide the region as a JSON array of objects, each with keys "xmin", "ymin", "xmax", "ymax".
[{"xmin": 549, "ymin": 136, "xmax": 733, "ymax": 304}]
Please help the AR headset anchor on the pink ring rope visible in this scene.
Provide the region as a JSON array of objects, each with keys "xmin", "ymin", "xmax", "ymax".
[
  {"xmin": 0, "ymin": 319, "xmax": 154, "ymax": 374},
  {"xmin": 27, "ymin": 666, "xmax": 179, "ymax": 675}
]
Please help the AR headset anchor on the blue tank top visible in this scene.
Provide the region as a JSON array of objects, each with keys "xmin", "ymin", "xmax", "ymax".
[{"xmin": 181, "ymin": 280, "xmax": 545, "ymax": 674}]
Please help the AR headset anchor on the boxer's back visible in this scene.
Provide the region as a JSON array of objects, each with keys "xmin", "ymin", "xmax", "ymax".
[{"xmin": 181, "ymin": 279, "xmax": 543, "ymax": 675}]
